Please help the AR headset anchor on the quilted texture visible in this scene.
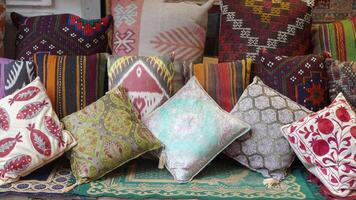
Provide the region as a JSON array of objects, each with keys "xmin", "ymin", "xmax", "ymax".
[
  {"xmin": 225, "ymin": 77, "xmax": 311, "ymax": 181},
  {"xmin": 62, "ymin": 86, "xmax": 162, "ymax": 184},
  {"xmin": 111, "ymin": 0, "xmax": 214, "ymax": 63},
  {"xmin": 312, "ymin": 0, "xmax": 356, "ymax": 23},
  {"xmin": 143, "ymin": 77, "xmax": 250, "ymax": 183},
  {"xmin": 254, "ymin": 50, "xmax": 329, "ymax": 111},
  {"xmin": 0, "ymin": 77, "xmax": 76, "ymax": 185},
  {"xmin": 0, "ymin": 58, "xmax": 35, "ymax": 99},
  {"xmin": 188, "ymin": 59, "xmax": 252, "ymax": 111},
  {"xmin": 281, "ymin": 93, "xmax": 356, "ymax": 197},
  {"xmin": 219, "ymin": 0, "xmax": 314, "ymax": 62},
  {"xmin": 325, "ymin": 59, "xmax": 356, "ymax": 110},
  {"xmin": 108, "ymin": 56, "xmax": 175, "ymax": 117},
  {"xmin": 0, "ymin": 2, "xmax": 5, "ymax": 57},
  {"xmin": 33, "ymin": 53, "xmax": 107, "ymax": 119},
  {"xmin": 312, "ymin": 16, "xmax": 356, "ymax": 61},
  {"xmin": 11, "ymin": 12, "xmax": 112, "ymax": 61}
]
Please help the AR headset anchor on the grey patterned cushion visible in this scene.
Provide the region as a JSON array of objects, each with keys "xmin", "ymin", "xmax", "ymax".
[{"xmin": 225, "ymin": 76, "xmax": 311, "ymax": 180}]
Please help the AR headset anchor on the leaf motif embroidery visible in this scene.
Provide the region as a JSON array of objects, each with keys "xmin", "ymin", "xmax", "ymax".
[
  {"xmin": 0, "ymin": 133, "xmax": 22, "ymax": 157},
  {"xmin": 5, "ymin": 61, "xmax": 23, "ymax": 90}
]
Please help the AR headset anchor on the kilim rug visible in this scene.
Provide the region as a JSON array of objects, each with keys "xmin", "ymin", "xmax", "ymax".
[{"xmin": 71, "ymin": 157, "xmax": 325, "ymax": 200}]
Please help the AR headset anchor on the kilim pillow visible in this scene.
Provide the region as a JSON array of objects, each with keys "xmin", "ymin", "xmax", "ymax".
[
  {"xmin": 0, "ymin": 77, "xmax": 76, "ymax": 185},
  {"xmin": 0, "ymin": 2, "xmax": 5, "ymax": 57},
  {"xmin": 11, "ymin": 12, "xmax": 112, "ymax": 61},
  {"xmin": 219, "ymin": 0, "xmax": 314, "ymax": 62},
  {"xmin": 108, "ymin": 55, "xmax": 175, "ymax": 117},
  {"xmin": 281, "ymin": 93, "xmax": 356, "ymax": 197},
  {"xmin": 62, "ymin": 86, "xmax": 162, "ymax": 184},
  {"xmin": 225, "ymin": 76, "xmax": 311, "ymax": 181},
  {"xmin": 188, "ymin": 58, "xmax": 252, "ymax": 111},
  {"xmin": 143, "ymin": 77, "xmax": 250, "ymax": 183},
  {"xmin": 33, "ymin": 53, "xmax": 108, "ymax": 119},
  {"xmin": 0, "ymin": 58, "xmax": 35, "ymax": 99},
  {"xmin": 312, "ymin": 16, "xmax": 356, "ymax": 61},
  {"xmin": 254, "ymin": 50, "xmax": 329, "ymax": 111}
]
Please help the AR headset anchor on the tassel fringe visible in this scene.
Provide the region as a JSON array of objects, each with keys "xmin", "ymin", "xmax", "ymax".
[{"xmin": 263, "ymin": 178, "xmax": 280, "ymax": 188}]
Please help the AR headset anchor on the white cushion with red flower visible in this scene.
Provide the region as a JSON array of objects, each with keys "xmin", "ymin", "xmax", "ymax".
[
  {"xmin": 0, "ymin": 77, "xmax": 76, "ymax": 185},
  {"xmin": 281, "ymin": 93, "xmax": 356, "ymax": 197}
]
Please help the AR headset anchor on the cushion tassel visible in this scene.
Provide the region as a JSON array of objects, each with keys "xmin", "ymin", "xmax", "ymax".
[
  {"xmin": 61, "ymin": 182, "xmax": 79, "ymax": 193},
  {"xmin": 158, "ymin": 150, "xmax": 166, "ymax": 169},
  {"xmin": 263, "ymin": 178, "xmax": 280, "ymax": 188}
]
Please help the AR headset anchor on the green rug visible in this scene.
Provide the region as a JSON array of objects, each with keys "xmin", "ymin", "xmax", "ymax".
[{"xmin": 71, "ymin": 157, "xmax": 325, "ymax": 199}]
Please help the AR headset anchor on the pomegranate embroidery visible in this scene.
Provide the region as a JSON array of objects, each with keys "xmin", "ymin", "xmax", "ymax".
[
  {"xmin": 44, "ymin": 116, "xmax": 64, "ymax": 147},
  {"xmin": 27, "ymin": 124, "xmax": 51, "ymax": 157},
  {"xmin": 0, "ymin": 133, "xmax": 22, "ymax": 157},
  {"xmin": 16, "ymin": 100, "xmax": 49, "ymax": 119},
  {"xmin": 0, "ymin": 107, "xmax": 9, "ymax": 131},
  {"xmin": 8, "ymin": 86, "xmax": 40, "ymax": 105},
  {"xmin": 0, "ymin": 154, "xmax": 32, "ymax": 178}
]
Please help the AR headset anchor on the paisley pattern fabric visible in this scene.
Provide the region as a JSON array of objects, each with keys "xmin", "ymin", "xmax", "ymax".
[
  {"xmin": 61, "ymin": 86, "xmax": 162, "ymax": 184},
  {"xmin": 281, "ymin": 93, "xmax": 356, "ymax": 197},
  {"xmin": 225, "ymin": 77, "xmax": 311, "ymax": 181},
  {"xmin": 0, "ymin": 77, "xmax": 76, "ymax": 185},
  {"xmin": 143, "ymin": 77, "xmax": 250, "ymax": 183}
]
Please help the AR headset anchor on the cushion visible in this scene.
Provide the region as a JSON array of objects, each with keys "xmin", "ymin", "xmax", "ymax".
[
  {"xmin": 325, "ymin": 59, "xmax": 355, "ymax": 110},
  {"xmin": 108, "ymin": 55, "xmax": 175, "ymax": 117},
  {"xmin": 11, "ymin": 12, "xmax": 112, "ymax": 61},
  {"xmin": 225, "ymin": 76, "xmax": 311, "ymax": 181},
  {"xmin": 312, "ymin": 1, "xmax": 356, "ymax": 23},
  {"xmin": 61, "ymin": 86, "xmax": 162, "ymax": 184},
  {"xmin": 111, "ymin": 0, "xmax": 214, "ymax": 63},
  {"xmin": 281, "ymin": 93, "xmax": 356, "ymax": 197},
  {"xmin": 143, "ymin": 76, "xmax": 250, "ymax": 183},
  {"xmin": 219, "ymin": 0, "xmax": 314, "ymax": 62},
  {"xmin": 188, "ymin": 58, "xmax": 252, "ymax": 111},
  {"xmin": 0, "ymin": 77, "xmax": 76, "ymax": 185},
  {"xmin": 254, "ymin": 50, "xmax": 329, "ymax": 111},
  {"xmin": 312, "ymin": 16, "xmax": 356, "ymax": 61},
  {"xmin": 33, "ymin": 53, "xmax": 107, "ymax": 119},
  {"xmin": 0, "ymin": 2, "xmax": 5, "ymax": 57},
  {"xmin": 0, "ymin": 58, "xmax": 35, "ymax": 99}
]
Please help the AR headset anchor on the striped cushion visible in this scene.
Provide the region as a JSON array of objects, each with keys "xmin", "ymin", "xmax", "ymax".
[
  {"xmin": 33, "ymin": 53, "xmax": 107, "ymax": 118},
  {"xmin": 189, "ymin": 59, "xmax": 252, "ymax": 111},
  {"xmin": 312, "ymin": 16, "xmax": 356, "ymax": 61}
]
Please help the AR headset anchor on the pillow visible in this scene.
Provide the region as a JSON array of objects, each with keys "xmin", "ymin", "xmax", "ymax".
[
  {"xmin": 11, "ymin": 12, "xmax": 112, "ymax": 61},
  {"xmin": 0, "ymin": 58, "xmax": 35, "ymax": 98},
  {"xmin": 281, "ymin": 93, "xmax": 356, "ymax": 197},
  {"xmin": 219, "ymin": 0, "xmax": 313, "ymax": 62},
  {"xmin": 0, "ymin": 2, "xmax": 5, "ymax": 57},
  {"xmin": 33, "ymin": 53, "xmax": 107, "ymax": 119},
  {"xmin": 225, "ymin": 76, "xmax": 311, "ymax": 181},
  {"xmin": 312, "ymin": 16, "xmax": 356, "ymax": 61},
  {"xmin": 143, "ymin": 76, "xmax": 250, "ymax": 183},
  {"xmin": 0, "ymin": 77, "xmax": 76, "ymax": 185},
  {"xmin": 188, "ymin": 58, "xmax": 252, "ymax": 111},
  {"xmin": 61, "ymin": 86, "xmax": 162, "ymax": 184},
  {"xmin": 108, "ymin": 55, "xmax": 175, "ymax": 117},
  {"xmin": 312, "ymin": 1, "xmax": 356, "ymax": 23},
  {"xmin": 254, "ymin": 50, "xmax": 329, "ymax": 111},
  {"xmin": 325, "ymin": 59, "xmax": 355, "ymax": 110}
]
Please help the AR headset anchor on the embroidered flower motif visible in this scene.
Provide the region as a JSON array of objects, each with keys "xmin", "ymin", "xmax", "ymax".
[{"xmin": 305, "ymin": 83, "xmax": 325, "ymax": 106}]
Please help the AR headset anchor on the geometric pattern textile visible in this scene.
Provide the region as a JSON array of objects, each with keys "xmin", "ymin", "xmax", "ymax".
[
  {"xmin": 281, "ymin": 93, "xmax": 356, "ymax": 197},
  {"xmin": 312, "ymin": 16, "xmax": 356, "ymax": 61},
  {"xmin": 108, "ymin": 55, "xmax": 175, "ymax": 118},
  {"xmin": 11, "ymin": 12, "xmax": 112, "ymax": 61},
  {"xmin": 33, "ymin": 53, "xmax": 108, "ymax": 119},
  {"xmin": 0, "ymin": 1, "xmax": 5, "ymax": 57},
  {"xmin": 219, "ymin": 0, "xmax": 314, "ymax": 62},
  {"xmin": 254, "ymin": 50, "xmax": 329, "ymax": 111},
  {"xmin": 225, "ymin": 77, "xmax": 311, "ymax": 181},
  {"xmin": 312, "ymin": 0, "xmax": 356, "ymax": 23}
]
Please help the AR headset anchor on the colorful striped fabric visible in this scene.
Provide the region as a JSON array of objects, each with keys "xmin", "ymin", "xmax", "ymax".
[
  {"xmin": 189, "ymin": 59, "xmax": 252, "ymax": 111},
  {"xmin": 313, "ymin": 16, "xmax": 356, "ymax": 61},
  {"xmin": 33, "ymin": 53, "xmax": 107, "ymax": 118}
]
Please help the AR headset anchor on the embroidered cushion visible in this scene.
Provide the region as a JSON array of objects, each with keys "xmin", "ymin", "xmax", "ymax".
[
  {"xmin": 281, "ymin": 93, "xmax": 356, "ymax": 197},
  {"xmin": 0, "ymin": 2, "xmax": 5, "ymax": 57},
  {"xmin": 143, "ymin": 77, "xmax": 250, "ymax": 182},
  {"xmin": 219, "ymin": 0, "xmax": 313, "ymax": 62},
  {"xmin": 0, "ymin": 58, "xmax": 35, "ymax": 99},
  {"xmin": 254, "ymin": 50, "xmax": 329, "ymax": 111},
  {"xmin": 11, "ymin": 12, "xmax": 112, "ymax": 61},
  {"xmin": 188, "ymin": 59, "xmax": 252, "ymax": 111},
  {"xmin": 33, "ymin": 53, "xmax": 108, "ymax": 119},
  {"xmin": 225, "ymin": 76, "xmax": 311, "ymax": 181},
  {"xmin": 312, "ymin": 16, "xmax": 356, "ymax": 61},
  {"xmin": 108, "ymin": 55, "xmax": 175, "ymax": 117},
  {"xmin": 62, "ymin": 86, "xmax": 162, "ymax": 183},
  {"xmin": 0, "ymin": 77, "xmax": 76, "ymax": 185}
]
